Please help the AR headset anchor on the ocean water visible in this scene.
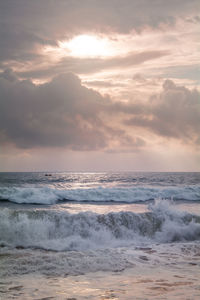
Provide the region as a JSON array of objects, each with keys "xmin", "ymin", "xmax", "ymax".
[{"xmin": 0, "ymin": 172, "xmax": 200, "ymax": 299}]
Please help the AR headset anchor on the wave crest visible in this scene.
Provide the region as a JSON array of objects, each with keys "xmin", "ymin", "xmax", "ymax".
[
  {"xmin": 0, "ymin": 201, "xmax": 200, "ymax": 251},
  {"xmin": 0, "ymin": 185, "xmax": 200, "ymax": 204}
]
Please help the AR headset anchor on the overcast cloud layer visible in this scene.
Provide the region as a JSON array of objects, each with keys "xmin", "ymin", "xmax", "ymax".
[
  {"xmin": 0, "ymin": 0, "xmax": 199, "ymax": 66},
  {"xmin": 0, "ymin": 0, "xmax": 199, "ymax": 171},
  {"xmin": 1, "ymin": 69, "xmax": 199, "ymax": 151}
]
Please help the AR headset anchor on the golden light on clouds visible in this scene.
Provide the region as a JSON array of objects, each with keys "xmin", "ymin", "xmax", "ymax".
[
  {"xmin": 60, "ymin": 34, "xmax": 112, "ymax": 57},
  {"xmin": 0, "ymin": 0, "xmax": 200, "ymax": 171}
]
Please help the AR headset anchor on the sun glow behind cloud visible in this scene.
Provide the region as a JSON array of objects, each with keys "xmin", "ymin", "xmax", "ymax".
[
  {"xmin": 1, "ymin": 0, "xmax": 200, "ymax": 171},
  {"xmin": 60, "ymin": 34, "xmax": 113, "ymax": 58}
]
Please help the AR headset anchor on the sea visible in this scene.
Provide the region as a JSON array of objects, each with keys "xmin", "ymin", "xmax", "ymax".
[{"xmin": 0, "ymin": 172, "xmax": 200, "ymax": 299}]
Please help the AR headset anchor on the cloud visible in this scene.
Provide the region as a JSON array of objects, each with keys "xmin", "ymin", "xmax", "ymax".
[
  {"xmin": 124, "ymin": 80, "xmax": 200, "ymax": 144},
  {"xmin": 0, "ymin": 22, "xmax": 56, "ymax": 63},
  {"xmin": 17, "ymin": 50, "xmax": 169, "ymax": 80},
  {"xmin": 0, "ymin": 70, "xmax": 199, "ymax": 153},
  {"xmin": 83, "ymin": 80, "xmax": 125, "ymax": 88},
  {"xmin": 0, "ymin": 70, "xmax": 105, "ymax": 149},
  {"xmin": 0, "ymin": 69, "xmax": 143, "ymax": 151},
  {"xmin": 0, "ymin": 0, "xmax": 198, "ymax": 64}
]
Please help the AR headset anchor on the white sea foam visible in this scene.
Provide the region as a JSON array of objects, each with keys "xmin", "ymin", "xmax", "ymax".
[
  {"xmin": 0, "ymin": 185, "xmax": 200, "ymax": 204},
  {"xmin": 0, "ymin": 246, "xmax": 136, "ymax": 277},
  {"xmin": 1, "ymin": 241, "xmax": 199, "ymax": 278},
  {"xmin": 0, "ymin": 201, "xmax": 199, "ymax": 252},
  {"xmin": 1, "ymin": 173, "xmax": 199, "ymax": 282}
]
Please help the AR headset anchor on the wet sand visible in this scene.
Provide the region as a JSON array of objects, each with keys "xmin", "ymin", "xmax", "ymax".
[
  {"xmin": 1, "ymin": 242, "xmax": 200, "ymax": 300},
  {"xmin": 1, "ymin": 264, "xmax": 200, "ymax": 299}
]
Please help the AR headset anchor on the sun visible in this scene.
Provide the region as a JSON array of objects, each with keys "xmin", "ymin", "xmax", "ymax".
[{"xmin": 60, "ymin": 34, "xmax": 111, "ymax": 58}]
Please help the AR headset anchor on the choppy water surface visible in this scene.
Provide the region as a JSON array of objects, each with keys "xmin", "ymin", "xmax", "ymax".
[
  {"xmin": 0, "ymin": 172, "xmax": 200, "ymax": 204},
  {"xmin": 0, "ymin": 172, "xmax": 200, "ymax": 299}
]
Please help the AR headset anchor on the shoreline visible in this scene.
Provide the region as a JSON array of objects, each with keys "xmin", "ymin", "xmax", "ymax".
[{"xmin": 1, "ymin": 248, "xmax": 200, "ymax": 299}]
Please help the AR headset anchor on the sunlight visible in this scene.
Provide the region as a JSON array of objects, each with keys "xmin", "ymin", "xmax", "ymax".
[{"xmin": 60, "ymin": 34, "xmax": 112, "ymax": 58}]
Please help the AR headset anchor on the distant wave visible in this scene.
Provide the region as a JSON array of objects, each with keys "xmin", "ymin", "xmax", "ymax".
[
  {"xmin": 0, "ymin": 185, "xmax": 200, "ymax": 205},
  {"xmin": 0, "ymin": 200, "xmax": 200, "ymax": 251}
]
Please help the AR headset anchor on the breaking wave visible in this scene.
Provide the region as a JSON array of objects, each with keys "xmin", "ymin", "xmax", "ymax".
[
  {"xmin": 0, "ymin": 185, "xmax": 200, "ymax": 204},
  {"xmin": 0, "ymin": 200, "xmax": 200, "ymax": 251}
]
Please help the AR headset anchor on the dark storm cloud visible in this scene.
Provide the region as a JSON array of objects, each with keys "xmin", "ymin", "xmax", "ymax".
[
  {"xmin": 0, "ymin": 70, "xmax": 199, "ymax": 151},
  {"xmin": 0, "ymin": 69, "xmax": 142, "ymax": 150},
  {"xmin": 0, "ymin": 70, "xmax": 106, "ymax": 149},
  {"xmin": 125, "ymin": 80, "xmax": 200, "ymax": 143},
  {"xmin": 0, "ymin": 0, "xmax": 198, "ymax": 64}
]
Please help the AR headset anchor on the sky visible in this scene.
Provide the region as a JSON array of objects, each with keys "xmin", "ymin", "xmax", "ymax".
[{"xmin": 0, "ymin": 0, "xmax": 200, "ymax": 172}]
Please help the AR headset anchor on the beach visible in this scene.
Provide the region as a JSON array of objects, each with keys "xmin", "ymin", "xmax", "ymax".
[{"xmin": 0, "ymin": 172, "xmax": 200, "ymax": 299}]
